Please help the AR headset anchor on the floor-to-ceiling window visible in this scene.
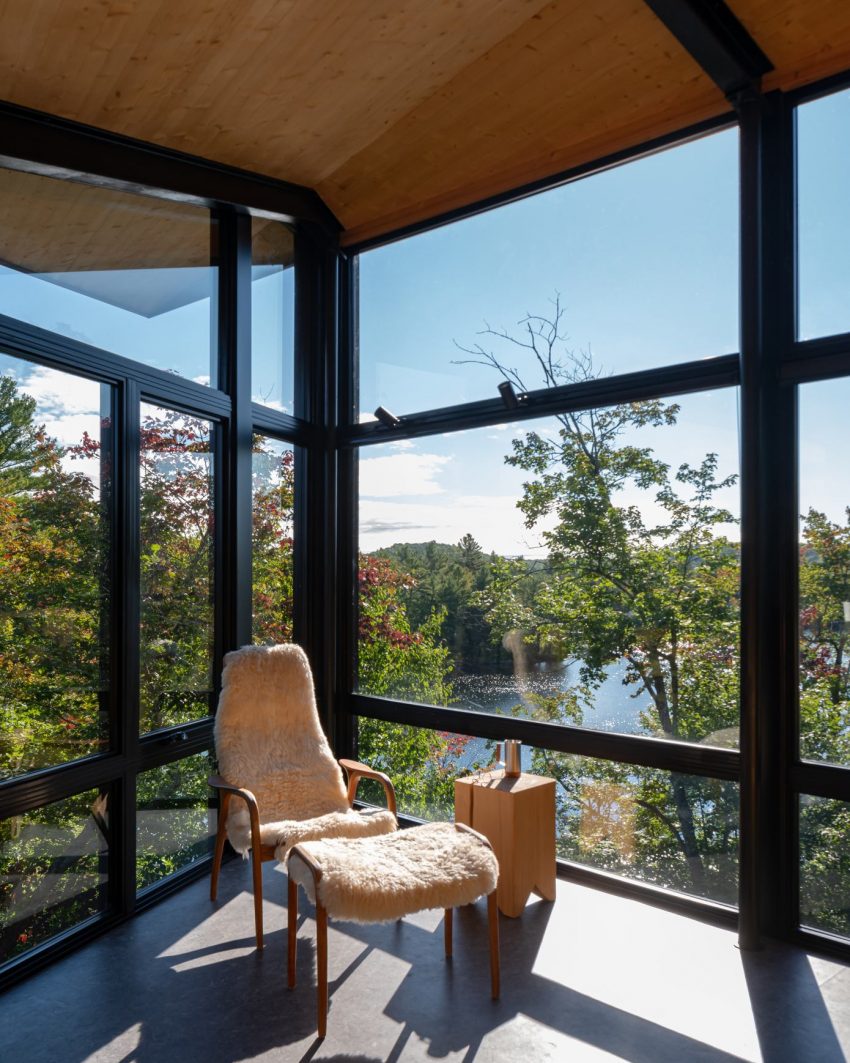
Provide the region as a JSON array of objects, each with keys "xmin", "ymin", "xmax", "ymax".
[
  {"xmin": 793, "ymin": 83, "xmax": 850, "ymax": 946},
  {"xmin": 0, "ymin": 160, "xmax": 303, "ymax": 981},
  {"xmin": 346, "ymin": 124, "xmax": 743, "ymax": 911}
]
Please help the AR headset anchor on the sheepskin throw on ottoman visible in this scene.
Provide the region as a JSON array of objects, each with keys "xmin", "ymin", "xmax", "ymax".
[{"xmin": 287, "ymin": 821, "xmax": 500, "ymax": 1038}]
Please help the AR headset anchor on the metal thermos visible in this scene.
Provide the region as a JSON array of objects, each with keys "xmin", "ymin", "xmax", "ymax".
[{"xmin": 505, "ymin": 739, "xmax": 521, "ymax": 777}]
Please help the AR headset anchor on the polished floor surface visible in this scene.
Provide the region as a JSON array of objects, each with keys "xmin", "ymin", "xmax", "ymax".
[{"xmin": 2, "ymin": 858, "xmax": 849, "ymax": 1062}]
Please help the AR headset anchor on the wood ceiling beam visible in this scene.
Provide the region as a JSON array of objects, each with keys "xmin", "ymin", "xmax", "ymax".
[{"xmin": 643, "ymin": 0, "xmax": 773, "ymax": 97}]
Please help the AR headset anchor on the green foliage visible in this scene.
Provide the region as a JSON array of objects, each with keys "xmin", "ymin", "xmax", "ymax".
[
  {"xmin": 252, "ymin": 441, "xmax": 294, "ymax": 644},
  {"xmin": 453, "ymin": 308, "xmax": 745, "ymax": 900},
  {"xmin": 139, "ymin": 410, "xmax": 215, "ymax": 732}
]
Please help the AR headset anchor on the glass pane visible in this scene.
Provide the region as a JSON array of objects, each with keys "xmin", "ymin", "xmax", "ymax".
[
  {"xmin": 358, "ymin": 389, "xmax": 740, "ymax": 748},
  {"xmin": 0, "ymin": 353, "xmax": 110, "ymax": 779},
  {"xmin": 537, "ymin": 751, "xmax": 738, "ymax": 905},
  {"xmin": 356, "ymin": 719, "xmax": 488, "ymax": 820},
  {"xmin": 252, "ymin": 219, "xmax": 295, "ymax": 412},
  {"xmin": 252, "ymin": 436, "xmax": 294, "ymax": 643},
  {"xmin": 800, "ymin": 795, "xmax": 850, "ymax": 939},
  {"xmin": 797, "ymin": 88, "xmax": 850, "ymax": 340},
  {"xmin": 1, "ymin": 789, "xmax": 109, "ymax": 963},
  {"xmin": 357, "ymin": 128, "xmax": 738, "ymax": 419},
  {"xmin": 137, "ymin": 752, "xmax": 215, "ymax": 891},
  {"xmin": 0, "ymin": 167, "xmax": 217, "ymax": 385},
  {"xmin": 798, "ymin": 379, "xmax": 850, "ymax": 766},
  {"xmin": 140, "ymin": 405, "xmax": 214, "ymax": 733},
  {"xmin": 355, "ymin": 718, "xmax": 737, "ymax": 904}
]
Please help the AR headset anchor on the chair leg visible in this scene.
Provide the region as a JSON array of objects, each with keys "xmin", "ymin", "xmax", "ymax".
[
  {"xmin": 316, "ymin": 904, "xmax": 328, "ymax": 1039},
  {"xmin": 251, "ymin": 843, "xmax": 264, "ymax": 950},
  {"xmin": 210, "ymin": 792, "xmax": 231, "ymax": 902},
  {"xmin": 288, "ymin": 876, "xmax": 298, "ymax": 988},
  {"xmin": 444, "ymin": 908, "xmax": 453, "ymax": 958},
  {"xmin": 487, "ymin": 891, "xmax": 500, "ymax": 1000}
]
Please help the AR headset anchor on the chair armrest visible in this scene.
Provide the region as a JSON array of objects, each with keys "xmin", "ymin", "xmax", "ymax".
[
  {"xmin": 288, "ymin": 843, "xmax": 323, "ymax": 884},
  {"xmin": 208, "ymin": 775, "xmax": 262, "ymax": 850},
  {"xmin": 338, "ymin": 759, "xmax": 397, "ymax": 818},
  {"xmin": 208, "ymin": 775, "xmax": 258, "ymax": 806}
]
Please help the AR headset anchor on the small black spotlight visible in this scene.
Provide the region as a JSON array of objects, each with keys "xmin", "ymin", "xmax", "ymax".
[
  {"xmin": 374, "ymin": 405, "xmax": 401, "ymax": 428},
  {"xmin": 498, "ymin": 381, "xmax": 519, "ymax": 409}
]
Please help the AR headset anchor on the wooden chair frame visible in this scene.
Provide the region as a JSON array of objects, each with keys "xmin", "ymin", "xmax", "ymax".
[
  {"xmin": 287, "ymin": 823, "xmax": 500, "ymax": 1039},
  {"xmin": 208, "ymin": 758, "xmax": 397, "ymax": 949}
]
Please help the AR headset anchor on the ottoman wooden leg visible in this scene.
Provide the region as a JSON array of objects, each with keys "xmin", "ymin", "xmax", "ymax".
[
  {"xmin": 317, "ymin": 904, "xmax": 328, "ymax": 1039},
  {"xmin": 488, "ymin": 891, "xmax": 500, "ymax": 1000},
  {"xmin": 444, "ymin": 909, "xmax": 453, "ymax": 958},
  {"xmin": 288, "ymin": 877, "xmax": 298, "ymax": 989}
]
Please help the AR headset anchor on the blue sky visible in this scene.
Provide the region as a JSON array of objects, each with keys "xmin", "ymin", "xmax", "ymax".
[
  {"xmin": 1, "ymin": 90, "xmax": 848, "ymax": 555},
  {"xmin": 356, "ymin": 90, "xmax": 850, "ymax": 555}
]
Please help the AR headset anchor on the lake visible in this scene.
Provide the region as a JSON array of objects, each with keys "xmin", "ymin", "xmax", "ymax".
[{"xmin": 447, "ymin": 658, "xmax": 646, "ymax": 770}]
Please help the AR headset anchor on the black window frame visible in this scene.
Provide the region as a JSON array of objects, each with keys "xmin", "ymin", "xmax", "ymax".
[{"xmin": 0, "ymin": 108, "xmax": 333, "ymax": 988}]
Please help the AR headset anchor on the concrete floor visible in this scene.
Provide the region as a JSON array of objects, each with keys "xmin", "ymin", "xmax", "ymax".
[{"xmin": 2, "ymin": 858, "xmax": 849, "ymax": 1063}]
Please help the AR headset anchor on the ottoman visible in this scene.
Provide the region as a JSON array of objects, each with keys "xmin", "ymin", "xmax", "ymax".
[{"xmin": 286, "ymin": 821, "xmax": 500, "ymax": 1038}]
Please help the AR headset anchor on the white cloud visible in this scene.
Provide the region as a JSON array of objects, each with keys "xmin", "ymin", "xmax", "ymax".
[
  {"xmin": 18, "ymin": 364, "xmax": 101, "ymax": 418},
  {"xmin": 360, "ymin": 452, "xmax": 451, "ymax": 498},
  {"xmin": 359, "ymin": 493, "xmax": 553, "ymax": 557}
]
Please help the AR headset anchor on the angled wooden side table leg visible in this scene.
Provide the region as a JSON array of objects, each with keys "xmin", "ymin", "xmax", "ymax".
[{"xmin": 455, "ymin": 770, "xmax": 556, "ymax": 918}]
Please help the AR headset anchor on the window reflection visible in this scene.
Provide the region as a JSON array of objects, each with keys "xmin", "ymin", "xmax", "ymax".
[
  {"xmin": 140, "ymin": 404, "xmax": 214, "ymax": 733},
  {"xmin": 0, "ymin": 167, "xmax": 217, "ymax": 385},
  {"xmin": 0, "ymin": 353, "xmax": 110, "ymax": 780},
  {"xmin": 357, "ymin": 389, "xmax": 740, "ymax": 749},
  {"xmin": 1, "ymin": 789, "xmax": 109, "ymax": 961}
]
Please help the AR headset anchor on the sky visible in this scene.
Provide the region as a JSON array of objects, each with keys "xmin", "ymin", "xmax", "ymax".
[
  {"xmin": 1, "ymin": 89, "xmax": 849, "ymax": 556},
  {"xmin": 356, "ymin": 88, "xmax": 850, "ymax": 556}
]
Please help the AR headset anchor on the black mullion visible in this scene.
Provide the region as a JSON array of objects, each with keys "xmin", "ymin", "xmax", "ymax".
[
  {"xmin": 794, "ymin": 762, "xmax": 850, "ymax": 802},
  {"xmin": 117, "ymin": 378, "xmax": 141, "ymax": 915},
  {"xmin": 761, "ymin": 97, "xmax": 797, "ymax": 943},
  {"xmin": 218, "ymin": 210, "xmax": 253, "ymax": 660},
  {"xmin": 0, "ymin": 314, "xmax": 231, "ymax": 419},
  {"xmin": 293, "ymin": 224, "xmax": 339, "ymax": 741},
  {"xmin": 349, "ymin": 694, "xmax": 740, "ymax": 781},
  {"xmin": 292, "ymin": 226, "xmax": 317, "ymax": 659},
  {"xmin": 336, "ymin": 446, "xmax": 358, "ymax": 760},
  {"xmin": 0, "ymin": 754, "xmax": 129, "ymax": 820},
  {"xmin": 736, "ymin": 88, "xmax": 796, "ymax": 948},
  {"xmin": 335, "ymin": 253, "xmax": 358, "ymax": 759},
  {"xmin": 341, "ymin": 353, "xmax": 740, "ymax": 447},
  {"xmin": 250, "ymin": 401, "xmax": 312, "ymax": 443},
  {"xmin": 782, "ymin": 337, "xmax": 850, "ymax": 384},
  {"xmin": 137, "ymin": 723, "xmax": 214, "ymax": 772}
]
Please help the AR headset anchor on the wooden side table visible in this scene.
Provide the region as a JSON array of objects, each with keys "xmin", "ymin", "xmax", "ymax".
[{"xmin": 455, "ymin": 770, "xmax": 556, "ymax": 917}]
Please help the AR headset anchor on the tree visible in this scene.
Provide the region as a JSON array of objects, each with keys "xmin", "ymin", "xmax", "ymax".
[
  {"xmin": 458, "ymin": 301, "xmax": 741, "ymax": 900},
  {"xmin": 797, "ymin": 507, "xmax": 850, "ymax": 933},
  {"xmin": 139, "ymin": 409, "xmax": 215, "ymax": 732},
  {"xmin": 356, "ymin": 554, "xmax": 483, "ymax": 817},
  {"xmin": 252, "ymin": 441, "xmax": 295, "ymax": 644}
]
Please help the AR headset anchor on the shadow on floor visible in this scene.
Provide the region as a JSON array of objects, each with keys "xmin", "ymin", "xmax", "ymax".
[
  {"xmin": 1, "ymin": 860, "xmax": 848, "ymax": 1062},
  {"xmin": 742, "ymin": 944, "xmax": 847, "ymax": 1063}
]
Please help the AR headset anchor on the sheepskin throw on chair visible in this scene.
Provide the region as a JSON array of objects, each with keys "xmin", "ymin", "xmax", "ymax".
[{"xmin": 214, "ymin": 643, "xmax": 396, "ymax": 860}]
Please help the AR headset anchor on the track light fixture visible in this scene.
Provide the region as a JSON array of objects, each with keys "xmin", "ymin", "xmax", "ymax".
[
  {"xmin": 374, "ymin": 405, "xmax": 401, "ymax": 428},
  {"xmin": 498, "ymin": 381, "xmax": 520, "ymax": 409}
]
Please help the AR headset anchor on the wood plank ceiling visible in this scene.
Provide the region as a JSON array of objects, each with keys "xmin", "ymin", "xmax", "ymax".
[{"xmin": 0, "ymin": 0, "xmax": 847, "ymax": 245}]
